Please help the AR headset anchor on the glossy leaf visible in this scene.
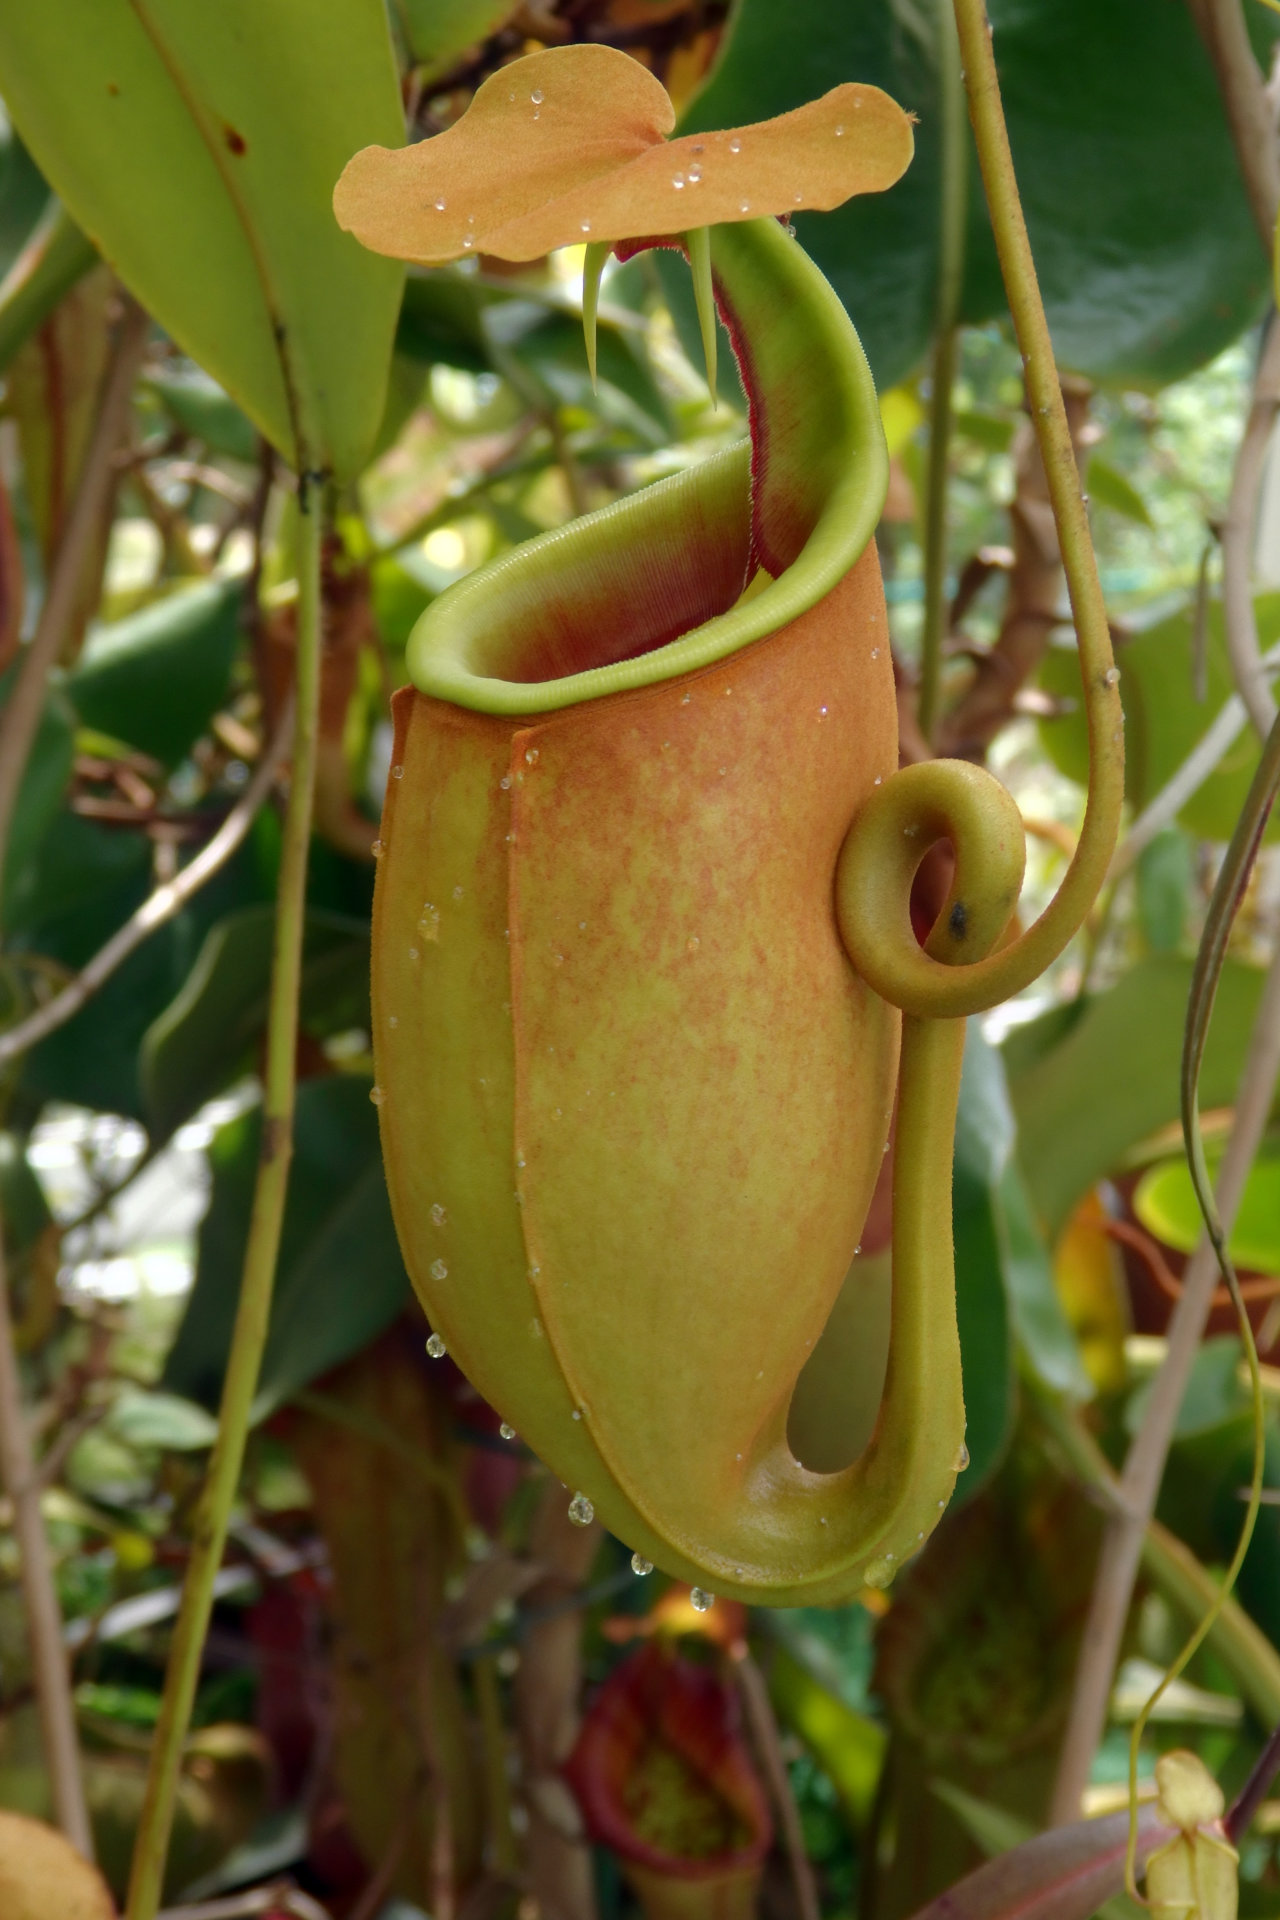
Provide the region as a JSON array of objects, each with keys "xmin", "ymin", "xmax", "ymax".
[
  {"xmin": 66, "ymin": 578, "xmax": 241, "ymax": 768},
  {"xmin": 140, "ymin": 904, "xmax": 371, "ymax": 1139},
  {"xmin": 1006, "ymin": 957, "xmax": 1267, "ymax": 1241},
  {"xmin": 0, "ymin": 678, "xmax": 74, "ymax": 922},
  {"xmin": 682, "ymin": 0, "xmax": 1276, "ymax": 388},
  {"xmin": 393, "ymin": 0, "xmax": 520, "ymax": 72},
  {"xmin": 335, "ymin": 42, "xmax": 913, "ymax": 265},
  {"xmin": 1038, "ymin": 596, "xmax": 1280, "ymax": 845},
  {"xmin": 766, "ymin": 1644, "xmax": 885, "ymax": 1831},
  {"xmin": 0, "ymin": 200, "xmax": 98, "ymax": 376},
  {"xmin": 163, "ymin": 1075, "xmax": 411, "ymax": 1417},
  {"xmin": 0, "ymin": 0, "xmax": 405, "ymax": 477},
  {"xmin": 143, "ymin": 366, "xmax": 258, "ymax": 464}
]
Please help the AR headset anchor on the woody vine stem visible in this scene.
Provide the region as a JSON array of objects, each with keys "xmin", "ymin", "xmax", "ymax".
[{"xmin": 124, "ymin": 482, "xmax": 326, "ymax": 1920}]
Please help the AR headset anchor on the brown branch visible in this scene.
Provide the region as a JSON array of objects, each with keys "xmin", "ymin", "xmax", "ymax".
[
  {"xmin": 1188, "ymin": 0, "xmax": 1280, "ymax": 251},
  {"xmin": 733, "ymin": 1646, "xmax": 820, "ymax": 1920},
  {"xmin": 1104, "ymin": 1215, "xmax": 1280, "ymax": 1310},
  {"xmin": 0, "ymin": 296, "xmax": 148, "ymax": 925}
]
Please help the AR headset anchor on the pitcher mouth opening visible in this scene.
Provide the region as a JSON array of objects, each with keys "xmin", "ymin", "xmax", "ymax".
[{"xmin": 404, "ymin": 217, "xmax": 887, "ymax": 717}]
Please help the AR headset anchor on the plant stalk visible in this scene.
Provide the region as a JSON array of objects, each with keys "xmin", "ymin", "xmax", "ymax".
[
  {"xmin": 124, "ymin": 482, "xmax": 325, "ymax": 1920},
  {"xmin": 917, "ymin": 0, "xmax": 968, "ymax": 744},
  {"xmin": 0, "ymin": 1229, "xmax": 92, "ymax": 1852}
]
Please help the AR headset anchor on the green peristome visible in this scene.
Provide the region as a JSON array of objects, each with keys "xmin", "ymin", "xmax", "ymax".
[{"xmin": 373, "ymin": 220, "xmax": 1002, "ymax": 1604}]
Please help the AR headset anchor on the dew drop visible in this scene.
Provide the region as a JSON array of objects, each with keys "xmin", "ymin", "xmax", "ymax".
[
  {"xmin": 499, "ymin": 774, "xmax": 512, "ymax": 790},
  {"xmin": 426, "ymin": 1331, "xmax": 446, "ymax": 1358},
  {"xmin": 578, "ymin": 920, "xmax": 586, "ymax": 931},
  {"xmin": 917, "ymin": 1530, "xmax": 925, "ymax": 1542},
  {"xmin": 430, "ymin": 1259, "xmax": 448, "ymax": 1281},
  {"xmin": 435, "ymin": 198, "xmax": 446, "ymax": 211},
  {"xmin": 531, "ymin": 88, "xmax": 545, "ymax": 104},
  {"xmin": 681, "ymin": 692, "xmax": 691, "ymax": 704},
  {"xmin": 835, "ymin": 124, "xmax": 845, "ymax": 137},
  {"xmin": 453, "ymin": 884, "xmax": 464, "ymax": 900},
  {"xmin": 819, "ymin": 1515, "xmax": 828, "ymax": 1526},
  {"xmin": 739, "ymin": 200, "xmax": 750, "ymax": 213},
  {"xmin": 672, "ymin": 173, "xmax": 685, "ymax": 189},
  {"xmin": 729, "ymin": 138, "xmax": 741, "ymax": 153},
  {"xmin": 688, "ymin": 164, "xmax": 702, "ymax": 183},
  {"xmin": 631, "ymin": 1552, "xmax": 654, "ymax": 1576},
  {"xmin": 819, "ymin": 705, "xmax": 828, "ymax": 717},
  {"xmin": 500, "ymin": 1422, "xmax": 517, "ymax": 1441},
  {"xmin": 568, "ymin": 1491, "xmax": 594, "ymax": 1526},
  {"xmin": 528, "ymin": 1262, "xmax": 541, "ymax": 1279},
  {"xmin": 874, "ymin": 775, "xmax": 883, "ymax": 786},
  {"xmin": 371, "ymin": 838, "xmax": 384, "ymax": 857},
  {"xmin": 686, "ymin": 935, "xmax": 700, "ymax": 954},
  {"xmin": 871, "ymin": 646, "xmax": 880, "ymax": 659},
  {"xmin": 431, "ymin": 1203, "xmax": 448, "ymax": 1228},
  {"xmin": 794, "ymin": 192, "xmax": 803, "ymax": 205},
  {"xmin": 1104, "ymin": 666, "xmax": 1120, "ymax": 687},
  {"xmin": 391, "ymin": 764, "xmax": 404, "ymax": 780},
  {"xmin": 863, "ymin": 1556, "xmax": 894, "ymax": 1590},
  {"xmin": 581, "ymin": 221, "xmax": 591, "ymax": 233},
  {"xmin": 369, "ymin": 1086, "xmax": 386, "ymax": 1107},
  {"xmin": 690, "ymin": 1587, "xmax": 715, "ymax": 1613},
  {"xmin": 571, "ymin": 1408, "xmax": 582, "ymax": 1420},
  {"xmin": 954, "ymin": 1442, "xmax": 970, "ymax": 1472},
  {"xmin": 409, "ymin": 946, "xmax": 420, "ymax": 960},
  {"xmin": 938, "ymin": 1499, "xmax": 946, "ymax": 1510},
  {"xmin": 515, "ymin": 1152, "xmax": 526, "ymax": 1170}
]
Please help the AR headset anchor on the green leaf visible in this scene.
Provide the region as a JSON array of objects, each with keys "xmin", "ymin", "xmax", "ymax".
[
  {"xmin": 163, "ymin": 1074, "xmax": 412, "ymax": 1417},
  {"xmin": 104, "ymin": 1386, "xmax": 219, "ymax": 1452},
  {"xmin": 66, "ymin": 578, "xmax": 240, "ymax": 767},
  {"xmin": 0, "ymin": 675, "xmax": 74, "ymax": 921},
  {"xmin": 0, "ymin": 0, "xmax": 405, "ymax": 477},
  {"xmin": 681, "ymin": 0, "xmax": 1273, "ymax": 388},
  {"xmin": 1039, "ymin": 594, "xmax": 1280, "ymax": 845},
  {"xmin": 1007, "ymin": 956, "xmax": 1266, "ymax": 1242},
  {"xmin": 140, "ymin": 904, "xmax": 371, "ymax": 1138},
  {"xmin": 1085, "ymin": 453, "xmax": 1153, "ymax": 528},
  {"xmin": 0, "ymin": 200, "xmax": 98, "ymax": 376},
  {"xmin": 1136, "ymin": 829, "xmax": 1193, "ymax": 955},
  {"xmin": 0, "ymin": 1132, "xmax": 53, "ymax": 1256},
  {"xmin": 767, "ymin": 1644, "xmax": 886, "ymax": 1831},
  {"xmin": 143, "ymin": 366, "xmax": 258, "ymax": 464},
  {"xmin": 392, "ymin": 0, "xmax": 519, "ymax": 73}
]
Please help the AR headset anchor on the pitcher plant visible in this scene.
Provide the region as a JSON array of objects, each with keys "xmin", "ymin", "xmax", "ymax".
[{"xmin": 335, "ymin": 42, "xmax": 1124, "ymax": 1607}]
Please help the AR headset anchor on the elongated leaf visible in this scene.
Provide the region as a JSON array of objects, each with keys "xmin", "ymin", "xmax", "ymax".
[
  {"xmin": 141, "ymin": 904, "xmax": 371, "ymax": 1138},
  {"xmin": 0, "ymin": 681, "xmax": 74, "ymax": 922},
  {"xmin": 0, "ymin": 0, "xmax": 405, "ymax": 477},
  {"xmin": 905, "ymin": 1806, "xmax": 1169, "ymax": 1920},
  {"xmin": 67, "ymin": 578, "xmax": 240, "ymax": 766},
  {"xmin": 163, "ymin": 1075, "xmax": 411, "ymax": 1416},
  {"xmin": 1006, "ymin": 957, "xmax": 1267, "ymax": 1241}
]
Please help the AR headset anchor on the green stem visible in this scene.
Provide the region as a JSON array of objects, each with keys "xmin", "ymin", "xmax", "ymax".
[
  {"xmin": 123, "ymin": 483, "xmax": 325, "ymax": 1920},
  {"xmin": 917, "ymin": 0, "xmax": 968, "ymax": 744}
]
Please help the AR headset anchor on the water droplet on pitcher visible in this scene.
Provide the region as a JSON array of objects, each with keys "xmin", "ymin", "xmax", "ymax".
[
  {"xmin": 369, "ymin": 1086, "xmax": 386, "ymax": 1107},
  {"xmin": 525, "ymin": 746, "xmax": 540, "ymax": 765},
  {"xmin": 499, "ymin": 774, "xmax": 512, "ymax": 790},
  {"xmin": 435, "ymin": 198, "xmax": 447, "ymax": 212},
  {"xmin": 954, "ymin": 1442, "xmax": 970, "ymax": 1472},
  {"xmin": 515, "ymin": 1152, "xmax": 526, "ymax": 1169},
  {"xmin": 571, "ymin": 1408, "xmax": 582, "ymax": 1420},
  {"xmin": 819, "ymin": 1515, "xmax": 828, "ymax": 1526},
  {"xmin": 690, "ymin": 1587, "xmax": 715, "ymax": 1613},
  {"xmin": 568, "ymin": 1491, "xmax": 594, "ymax": 1526},
  {"xmin": 1104, "ymin": 666, "xmax": 1120, "ymax": 687},
  {"xmin": 391, "ymin": 764, "xmax": 404, "ymax": 780},
  {"xmin": 453, "ymin": 884, "xmax": 464, "ymax": 900},
  {"xmin": 430, "ymin": 1259, "xmax": 448, "ymax": 1281},
  {"xmin": 388, "ymin": 1014, "xmax": 398, "ymax": 1028},
  {"xmin": 409, "ymin": 946, "xmax": 420, "ymax": 960},
  {"xmin": 581, "ymin": 220, "xmax": 591, "ymax": 233},
  {"xmin": 819, "ymin": 705, "xmax": 828, "ymax": 717},
  {"xmin": 871, "ymin": 647, "xmax": 880, "ymax": 659},
  {"xmin": 431, "ymin": 1203, "xmax": 448, "ymax": 1228},
  {"xmin": 426, "ymin": 1332, "xmax": 446, "ymax": 1358},
  {"xmin": 874, "ymin": 775, "xmax": 883, "ymax": 786},
  {"xmin": 631, "ymin": 1553, "xmax": 654, "ymax": 1576},
  {"xmin": 500, "ymin": 1422, "xmax": 517, "ymax": 1441},
  {"xmin": 739, "ymin": 200, "xmax": 751, "ymax": 213},
  {"xmin": 686, "ymin": 935, "xmax": 700, "ymax": 954},
  {"xmin": 938, "ymin": 1499, "xmax": 946, "ymax": 1510},
  {"xmin": 863, "ymin": 1556, "xmax": 894, "ymax": 1590},
  {"xmin": 462, "ymin": 236, "xmax": 473, "ymax": 249},
  {"xmin": 794, "ymin": 192, "xmax": 803, "ymax": 205},
  {"xmin": 371, "ymin": 838, "xmax": 384, "ymax": 857},
  {"xmin": 531, "ymin": 88, "xmax": 544, "ymax": 104},
  {"xmin": 528, "ymin": 1262, "xmax": 541, "ymax": 1280}
]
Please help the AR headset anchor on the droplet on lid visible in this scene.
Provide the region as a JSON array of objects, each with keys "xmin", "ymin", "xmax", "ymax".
[
  {"xmin": 430, "ymin": 1258, "xmax": 448, "ymax": 1280},
  {"xmin": 500, "ymin": 1422, "xmax": 517, "ymax": 1441},
  {"xmin": 863, "ymin": 1556, "xmax": 894, "ymax": 1590},
  {"xmin": 672, "ymin": 173, "xmax": 685, "ymax": 189},
  {"xmin": 568, "ymin": 1491, "xmax": 594, "ymax": 1526},
  {"xmin": 499, "ymin": 774, "xmax": 512, "ymax": 790},
  {"xmin": 739, "ymin": 200, "xmax": 750, "ymax": 213},
  {"xmin": 729, "ymin": 138, "xmax": 741, "ymax": 153},
  {"xmin": 631, "ymin": 1552, "xmax": 654, "ymax": 1576},
  {"xmin": 435, "ymin": 198, "xmax": 446, "ymax": 211},
  {"xmin": 688, "ymin": 164, "xmax": 702, "ymax": 183},
  {"xmin": 871, "ymin": 647, "xmax": 880, "ymax": 659},
  {"xmin": 391, "ymin": 764, "xmax": 404, "ymax": 780},
  {"xmin": 531, "ymin": 87, "xmax": 544, "ymax": 104},
  {"xmin": 581, "ymin": 220, "xmax": 591, "ymax": 233},
  {"xmin": 835, "ymin": 124, "xmax": 845, "ymax": 137},
  {"xmin": 954, "ymin": 1442, "xmax": 970, "ymax": 1471},
  {"xmin": 525, "ymin": 746, "xmax": 540, "ymax": 765},
  {"xmin": 690, "ymin": 1587, "xmax": 715, "ymax": 1612},
  {"xmin": 431, "ymin": 1203, "xmax": 447, "ymax": 1227},
  {"xmin": 371, "ymin": 838, "xmax": 384, "ymax": 857},
  {"xmin": 462, "ymin": 237, "xmax": 473, "ymax": 249},
  {"xmin": 369, "ymin": 1086, "xmax": 386, "ymax": 1107},
  {"xmin": 426, "ymin": 1331, "xmax": 446, "ymax": 1358},
  {"xmin": 874, "ymin": 775, "xmax": 883, "ymax": 786},
  {"xmin": 794, "ymin": 192, "xmax": 803, "ymax": 205}
]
